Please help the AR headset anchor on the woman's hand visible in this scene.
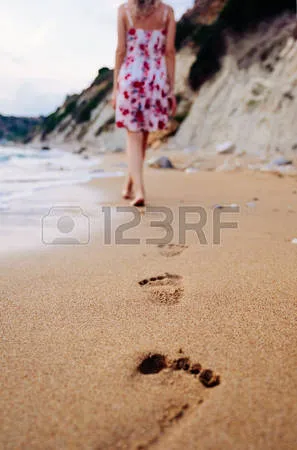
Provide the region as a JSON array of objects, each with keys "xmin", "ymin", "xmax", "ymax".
[{"xmin": 111, "ymin": 89, "xmax": 117, "ymax": 110}]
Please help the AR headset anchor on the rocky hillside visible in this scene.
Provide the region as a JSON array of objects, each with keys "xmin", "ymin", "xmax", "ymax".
[
  {"xmin": 175, "ymin": 11, "xmax": 297, "ymax": 156},
  {"xmin": 0, "ymin": 115, "xmax": 41, "ymax": 143},
  {"xmin": 32, "ymin": 0, "xmax": 297, "ymax": 156}
]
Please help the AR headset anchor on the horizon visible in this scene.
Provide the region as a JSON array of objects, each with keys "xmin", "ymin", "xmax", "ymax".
[{"xmin": 0, "ymin": 0, "xmax": 193, "ymax": 118}]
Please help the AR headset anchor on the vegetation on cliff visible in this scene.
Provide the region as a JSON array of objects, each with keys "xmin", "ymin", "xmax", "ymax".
[
  {"xmin": 41, "ymin": 68, "xmax": 113, "ymax": 140},
  {"xmin": 0, "ymin": 115, "xmax": 42, "ymax": 142},
  {"xmin": 176, "ymin": 0, "xmax": 296, "ymax": 90},
  {"xmin": 42, "ymin": 95, "xmax": 79, "ymax": 137}
]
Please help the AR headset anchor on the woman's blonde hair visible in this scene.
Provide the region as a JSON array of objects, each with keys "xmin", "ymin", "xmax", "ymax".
[{"xmin": 131, "ymin": 0, "xmax": 161, "ymax": 19}]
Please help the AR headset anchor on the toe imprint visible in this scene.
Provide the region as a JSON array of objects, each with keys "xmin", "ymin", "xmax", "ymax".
[
  {"xmin": 172, "ymin": 357, "xmax": 191, "ymax": 371},
  {"xmin": 138, "ymin": 273, "xmax": 184, "ymax": 305},
  {"xmin": 199, "ymin": 369, "xmax": 220, "ymax": 387},
  {"xmin": 138, "ymin": 354, "xmax": 168, "ymax": 375},
  {"xmin": 158, "ymin": 244, "xmax": 188, "ymax": 257}
]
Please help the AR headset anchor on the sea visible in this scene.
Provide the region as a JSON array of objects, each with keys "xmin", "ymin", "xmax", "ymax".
[
  {"xmin": 0, "ymin": 145, "xmax": 126, "ymax": 254},
  {"xmin": 0, "ymin": 145, "xmax": 124, "ymax": 210}
]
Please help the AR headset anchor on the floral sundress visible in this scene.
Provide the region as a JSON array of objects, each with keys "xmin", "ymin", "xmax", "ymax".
[{"xmin": 115, "ymin": 4, "xmax": 172, "ymax": 132}]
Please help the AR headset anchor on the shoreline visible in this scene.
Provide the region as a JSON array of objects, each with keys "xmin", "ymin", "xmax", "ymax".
[{"xmin": 1, "ymin": 153, "xmax": 297, "ymax": 255}]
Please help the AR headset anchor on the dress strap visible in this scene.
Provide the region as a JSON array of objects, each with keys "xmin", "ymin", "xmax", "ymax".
[
  {"xmin": 125, "ymin": 4, "xmax": 134, "ymax": 28},
  {"xmin": 162, "ymin": 5, "xmax": 169, "ymax": 24}
]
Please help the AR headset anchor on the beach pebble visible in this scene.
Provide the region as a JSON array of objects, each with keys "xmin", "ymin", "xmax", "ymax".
[
  {"xmin": 216, "ymin": 141, "xmax": 235, "ymax": 155},
  {"xmin": 259, "ymin": 161, "xmax": 297, "ymax": 176},
  {"xmin": 147, "ymin": 156, "xmax": 175, "ymax": 169},
  {"xmin": 199, "ymin": 369, "xmax": 220, "ymax": 387},
  {"xmin": 271, "ymin": 156, "xmax": 292, "ymax": 166},
  {"xmin": 277, "ymin": 165, "xmax": 297, "ymax": 176},
  {"xmin": 291, "ymin": 238, "xmax": 297, "ymax": 245}
]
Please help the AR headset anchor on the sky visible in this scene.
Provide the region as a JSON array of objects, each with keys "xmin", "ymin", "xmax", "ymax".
[{"xmin": 0, "ymin": 0, "xmax": 193, "ymax": 117}]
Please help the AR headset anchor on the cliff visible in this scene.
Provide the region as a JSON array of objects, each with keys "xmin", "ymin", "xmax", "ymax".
[
  {"xmin": 174, "ymin": 11, "xmax": 297, "ymax": 156},
  {"xmin": 31, "ymin": 0, "xmax": 297, "ymax": 156}
]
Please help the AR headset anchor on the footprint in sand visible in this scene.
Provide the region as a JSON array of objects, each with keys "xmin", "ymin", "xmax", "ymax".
[
  {"xmin": 137, "ymin": 353, "xmax": 220, "ymax": 387},
  {"xmin": 158, "ymin": 244, "xmax": 188, "ymax": 257},
  {"xmin": 135, "ymin": 353, "xmax": 220, "ymax": 449},
  {"xmin": 138, "ymin": 273, "xmax": 184, "ymax": 305}
]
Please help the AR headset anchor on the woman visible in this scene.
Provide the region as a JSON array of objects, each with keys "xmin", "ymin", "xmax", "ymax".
[{"xmin": 111, "ymin": 0, "xmax": 177, "ymax": 207}]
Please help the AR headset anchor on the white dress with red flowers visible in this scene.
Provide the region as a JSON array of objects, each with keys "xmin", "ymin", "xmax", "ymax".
[{"xmin": 116, "ymin": 4, "xmax": 172, "ymax": 132}]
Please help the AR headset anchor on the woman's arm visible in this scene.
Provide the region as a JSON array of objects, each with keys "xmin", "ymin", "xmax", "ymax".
[
  {"xmin": 165, "ymin": 6, "xmax": 176, "ymax": 94},
  {"xmin": 112, "ymin": 6, "xmax": 127, "ymax": 108}
]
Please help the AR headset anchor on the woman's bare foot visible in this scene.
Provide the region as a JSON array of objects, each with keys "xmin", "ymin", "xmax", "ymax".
[
  {"xmin": 122, "ymin": 190, "xmax": 133, "ymax": 200},
  {"xmin": 131, "ymin": 197, "xmax": 145, "ymax": 207},
  {"xmin": 131, "ymin": 190, "xmax": 145, "ymax": 207},
  {"xmin": 122, "ymin": 179, "xmax": 133, "ymax": 199}
]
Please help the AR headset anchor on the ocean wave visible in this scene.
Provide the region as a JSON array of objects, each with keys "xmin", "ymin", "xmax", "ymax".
[{"xmin": 0, "ymin": 145, "xmax": 124, "ymax": 207}]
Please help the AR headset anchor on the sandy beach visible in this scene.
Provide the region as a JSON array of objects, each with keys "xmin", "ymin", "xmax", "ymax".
[{"xmin": 1, "ymin": 154, "xmax": 297, "ymax": 449}]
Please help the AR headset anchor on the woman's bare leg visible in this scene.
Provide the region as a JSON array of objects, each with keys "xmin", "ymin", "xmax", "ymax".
[
  {"xmin": 142, "ymin": 131, "xmax": 149, "ymax": 160},
  {"xmin": 122, "ymin": 130, "xmax": 149, "ymax": 200},
  {"xmin": 126, "ymin": 130, "xmax": 145, "ymax": 206},
  {"xmin": 122, "ymin": 129, "xmax": 133, "ymax": 199}
]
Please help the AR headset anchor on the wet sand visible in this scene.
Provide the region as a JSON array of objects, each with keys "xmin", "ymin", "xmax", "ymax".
[{"xmin": 1, "ymin": 159, "xmax": 297, "ymax": 449}]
